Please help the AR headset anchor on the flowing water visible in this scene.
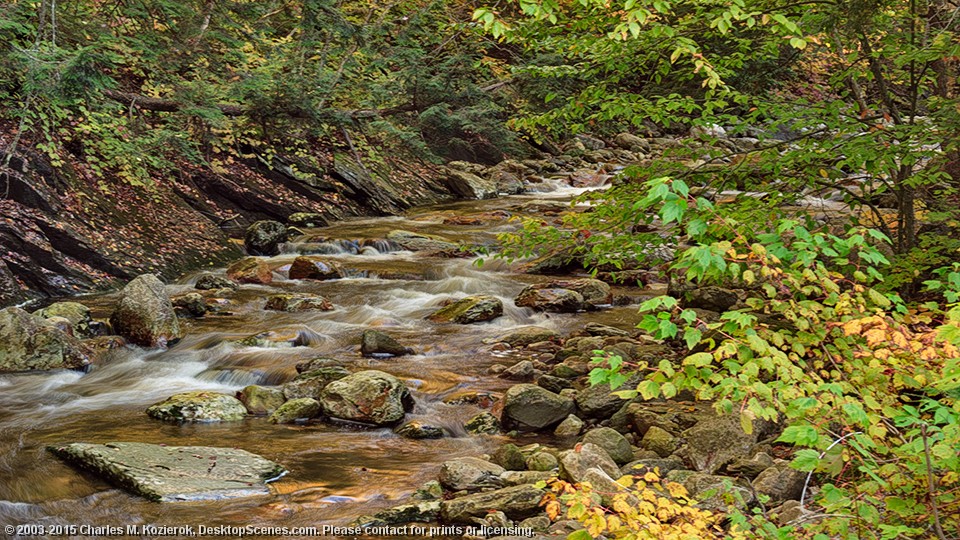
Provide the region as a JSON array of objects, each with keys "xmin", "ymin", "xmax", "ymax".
[{"xmin": 0, "ymin": 173, "xmax": 652, "ymax": 538}]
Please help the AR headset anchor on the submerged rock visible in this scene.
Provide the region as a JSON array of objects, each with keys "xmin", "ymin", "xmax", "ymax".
[
  {"xmin": 0, "ymin": 307, "xmax": 91, "ymax": 372},
  {"xmin": 49, "ymin": 442, "xmax": 284, "ymax": 502},
  {"xmin": 319, "ymin": 370, "xmax": 413, "ymax": 426},
  {"xmin": 226, "ymin": 257, "xmax": 273, "ymax": 285},
  {"xmin": 109, "ymin": 274, "xmax": 182, "ymax": 348},
  {"xmin": 244, "ymin": 220, "xmax": 288, "ymax": 256},
  {"xmin": 146, "ymin": 391, "xmax": 247, "ymax": 423},
  {"xmin": 426, "ymin": 295, "xmax": 503, "ymax": 324},
  {"xmin": 360, "ymin": 330, "xmax": 413, "ymax": 357}
]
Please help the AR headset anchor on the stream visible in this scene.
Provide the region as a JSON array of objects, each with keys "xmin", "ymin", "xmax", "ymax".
[{"xmin": 0, "ymin": 175, "xmax": 654, "ymax": 537}]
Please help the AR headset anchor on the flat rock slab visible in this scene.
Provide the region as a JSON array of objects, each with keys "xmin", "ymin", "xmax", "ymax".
[{"xmin": 49, "ymin": 442, "xmax": 285, "ymax": 502}]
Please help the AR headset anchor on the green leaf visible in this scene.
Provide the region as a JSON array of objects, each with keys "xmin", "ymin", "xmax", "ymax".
[
  {"xmin": 637, "ymin": 380, "xmax": 661, "ymax": 400},
  {"xmin": 791, "ymin": 449, "xmax": 821, "ymax": 472}
]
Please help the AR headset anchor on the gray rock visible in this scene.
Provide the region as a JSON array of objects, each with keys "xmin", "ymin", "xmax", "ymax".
[
  {"xmin": 319, "ymin": 370, "xmax": 413, "ymax": 426},
  {"xmin": 752, "ymin": 462, "xmax": 806, "ymax": 505},
  {"xmin": 395, "ymin": 420, "xmax": 444, "ymax": 439},
  {"xmin": 686, "ymin": 286, "xmax": 738, "ymax": 313},
  {"xmin": 440, "ymin": 485, "xmax": 545, "ymax": 524},
  {"xmin": 583, "ymin": 322, "xmax": 630, "ymax": 337},
  {"xmin": 558, "ymin": 443, "xmax": 620, "ymax": 482},
  {"xmin": 264, "ymin": 293, "xmax": 333, "ymax": 312},
  {"xmin": 537, "ymin": 374, "xmax": 573, "ymax": 394},
  {"xmin": 486, "ymin": 326, "xmax": 559, "ymax": 347},
  {"xmin": 238, "ymin": 385, "xmax": 286, "ymax": 415},
  {"xmin": 442, "ymin": 168, "xmax": 499, "ymax": 200},
  {"xmin": 282, "ymin": 366, "xmax": 350, "ymax": 400},
  {"xmin": 613, "ymin": 133, "xmax": 651, "ymax": 153},
  {"xmin": 413, "ymin": 480, "xmax": 444, "ymax": 500},
  {"xmin": 582, "ymin": 427, "xmax": 634, "ymax": 465},
  {"xmin": 0, "ymin": 307, "xmax": 91, "ymax": 372},
  {"xmin": 439, "ymin": 457, "xmax": 505, "ymax": 491},
  {"xmin": 360, "ymin": 330, "xmax": 413, "ymax": 357},
  {"xmin": 640, "ymin": 426, "xmax": 678, "ymax": 458},
  {"xmin": 582, "ymin": 468, "xmax": 638, "ymax": 508},
  {"xmin": 427, "ymin": 295, "xmax": 503, "ymax": 324},
  {"xmin": 370, "ymin": 500, "xmax": 441, "ymax": 525},
  {"xmin": 245, "ymin": 220, "xmax": 287, "ymax": 256},
  {"xmin": 666, "ymin": 470, "xmax": 755, "ymax": 511},
  {"xmin": 541, "ymin": 279, "xmax": 612, "ymax": 307},
  {"xmin": 269, "ymin": 398, "xmax": 322, "ymax": 424},
  {"xmin": 501, "ymin": 470, "xmax": 554, "ymax": 486},
  {"xmin": 526, "ymin": 452, "xmax": 558, "ymax": 472},
  {"xmin": 147, "ymin": 392, "xmax": 247, "ymax": 423},
  {"xmin": 620, "ymin": 457, "xmax": 685, "ymax": 477},
  {"xmin": 465, "ymin": 412, "xmax": 500, "ymax": 434},
  {"xmin": 728, "ymin": 452, "xmax": 775, "ymax": 479},
  {"xmin": 49, "ymin": 442, "xmax": 284, "ymax": 501},
  {"xmin": 514, "ymin": 287, "xmax": 584, "ymax": 313},
  {"xmin": 492, "ymin": 443, "xmax": 527, "ymax": 471},
  {"xmin": 109, "ymin": 274, "xmax": 182, "ymax": 348},
  {"xmin": 575, "ymin": 382, "xmax": 630, "ymax": 420},
  {"xmin": 386, "ymin": 230, "xmax": 458, "ymax": 252},
  {"xmin": 683, "ymin": 415, "xmax": 758, "ymax": 474},
  {"xmin": 575, "ymin": 134, "xmax": 606, "ymax": 150},
  {"xmin": 554, "ymin": 414, "xmax": 584, "ymax": 437},
  {"xmin": 501, "ymin": 384, "xmax": 575, "ymax": 431},
  {"xmin": 194, "ymin": 273, "xmax": 238, "ymax": 290},
  {"xmin": 501, "ymin": 360, "xmax": 535, "ymax": 381},
  {"xmin": 287, "ymin": 212, "xmax": 328, "ymax": 228},
  {"xmin": 32, "ymin": 302, "xmax": 93, "ymax": 338}
]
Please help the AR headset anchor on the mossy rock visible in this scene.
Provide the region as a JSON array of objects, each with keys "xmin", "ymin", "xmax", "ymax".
[{"xmin": 147, "ymin": 392, "xmax": 247, "ymax": 423}]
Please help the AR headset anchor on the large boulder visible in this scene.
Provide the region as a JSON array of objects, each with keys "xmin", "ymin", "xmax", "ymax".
[
  {"xmin": 360, "ymin": 330, "xmax": 413, "ymax": 357},
  {"xmin": 32, "ymin": 302, "xmax": 93, "ymax": 338},
  {"xmin": 319, "ymin": 370, "xmax": 413, "ymax": 426},
  {"xmin": 244, "ymin": 220, "xmax": 288, "ymax": 256},
  {"xmin": 49, "ymin": 442, "xmax": 284, "ymax": 502},
  {"xmin": 226, "ymin": 257, "xmax": 273, "ymax": 284},
  {"xmin": 426, "ymin": 295, "xmax": 503, "ymax": 324},
  {"xmin": 439, "ymin": 457, "xmax": 505, "ymax": 491},
  {"xmin": 514, "ymin": 287, "xmax": 584, "ymax": 313},
  {"xmin": 146, "ymin": 391, "xmax": 247, "ymax": 423},
  {"xmin": 0, "ymin": 307, "xmax": 91, "ymax": 372},
  {"xmin": 287, "ymin": 256, "xmax": 343, "ymax": 280},
  {"xmin": 440, "ymin": 485, "xmax": 545, "ymax": 524},
  {"xmin": 501, "ymin": 384, "xmax": 575, "ymax": 431},
  {"xmin": 442, "ymin": 168, "xmax": 499, "ymax": 200},
  {"xmin": 109, "ymin": 274, "xmax": 182, "ymax": 348}
]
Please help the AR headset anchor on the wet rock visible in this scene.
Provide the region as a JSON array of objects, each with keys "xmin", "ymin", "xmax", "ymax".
[
  {"xmin": 195, "ymin": 273, "xmax": 238, "ymax": 290},
  {"xmin": 439, "ymin": 457, "xmax": 505, "ymax": 491},
  {"xmin": 515, "ymin": 287, "xmax": 584, "ymax": 313},
  {"xmin": 146, "ymin": 392, "xmax": 247, "ymax": 423},
  {"xmin": 245, "ymin": 220, "xmax": 288, "ymax": 256},
  {"xmin": 554, "ymin": 414, "xmax": 584, "ymax": 438},
  {"xmin": 666, "ymin": 470, "xmax": 755, "ymax": 511},
  {"xmin": 234, "ymin": 329, "xmax": 309, "ymax": 348},
  {"xmin": 575, "ymin": 382, "xmax": 631, "ymax": 419},
  {"xmin": 238, "ymin": 385, "xmax": 286, "ymax": 415},
  {"xmin": 426, "ymin": 295, "xmax": 503, "ymax": 324},
  {"xmin": 486, "ymin": 326, "xmax": 559, "ymax": 347},
  {"xmin": 621, "ymin": 457, "xmax": 685, "ymax": 477},
  {"xmin": 440, "ymin": 484, "xmax": 545, "ymax": 524},
  {"xmin": 172, "ymin": 292, "xmax": 207, "ymax": 318},
  {"xmin": 442, "ymin": 168, "xmax": 499, "ymax": 200},
  {"xmin": 640, "ymin": 426, "xmax": 678, "ymax": 458},
  {"xmin": 582, "ymin": 427, "xmax": 634, "ymax": 465},
  {"xmin": 287, "ymin": 213, "xmax": 328, "ymax": 228},
  {"xmin": 48, "ymin": 442, "xmax": 285, "ymax": 502},
  {"xmin": 395, "ymin": 420, "xmax": 445, "ymax": 439},
  {"xmin": 752, "ymin": 462, "xmax": 806, "ymax": 505},
  {"xmin": 282, "ymin": 366, "xmax": 350, "ymax": 400},
  {"xmin": 32, "ymin": 302, "xmax": 93, "ymax": 338},
  {"xmin": 226, "ymin": 257, "xmax": 273, "ymax": 285},
  {"xmin": 583, "ymin": 322, "xmax": 630, "ymax": 337},
  {"xmin": 686, "ymin": 286, "xmax": 738, "ymax": 313},
  {"xmin": 492, "ymin": 444, "xmax": 526, "ymax": 471},
  {"xmin": 542, "ymin": 279, "xmax": 612, "ymax": 307},
  {"xmin": 683, "ymin": 415, "xmax": 761, "ymax": 474},
  {"xmin": 360, "ymin": 330, "xmax": 413, "ymax": 357},
  {"xmin": 465, "ymin": 412, "xmax": 500, "ymax": 434},
  {"xmin": 614, "ymin": 133, "xmax": 651, "ymax": 153},
  {"xmin": 536, "ymin": 374, "xmax": 572, "ymax": 394},
  {"xmin": 526, "ymin": 452, "xmax": 558, "ymax": 472},
  {"xmin": 386, "ymin": 230, "xmax": 458, "ymax": 252},
  {"xmin": 109, "ymin": 274, "xmax": 182, "ymax": 348},
  {"xmin": 82, "ymin": 335, "xmax": 126, "ymax": 353},
  {"xmin": 287, "ymin": 256, "xmax": 343, "ymax": 280},
  {"xmin": 500, "ymin": 360, "xmax": 535, "ymax": 381},
  {"xmin": 443, "ymin": 390, "xmax": 498, "ymax": 408},
  {"xmin": 0, "ymin": 307, "xmax": 91, "ymax": 372},
  {"xmin": 319, "ymin": 370, "xmax": 413, "ymax": 426},
  {"xmin": 501, "ymin": 384, "xmax": 575, "ymax": 431},
  {"xmin": 558, "ymin": 443, "xmax": 620, "ymax": 482},
  {"xmin": 269, "ymin": 398, "xmax": 322, "ymax": 424},
  {"xmin": 264, "ymin": 293, "xmax": 333, "ymax": 312}
]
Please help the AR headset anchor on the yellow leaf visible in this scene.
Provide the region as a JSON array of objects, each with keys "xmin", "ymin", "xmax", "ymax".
[{"xmin": 842, "ymin": 319, "xmax": 863, "ymax": 336}]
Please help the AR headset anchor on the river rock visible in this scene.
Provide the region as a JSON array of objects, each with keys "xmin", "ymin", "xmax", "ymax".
[
  {"xmin": 426, "ymin": 295, "xmax": 503, "ymax": 324},
  {"xmin": 235, "ymin": 329, "xmax": 308, "ymax": 348},
  {"xmin": 287, "ymin": 256, "xmax": 343, "ymax": 280},
  {"xmin": 576, "ymin": 134, "xmax": 606, "ymax": 150},
  {"xmin": 500, "ymin": 360, "xmax": 535, "ymax": 381},
  {"xmin": 487, "ymin": 326, "xmax": 559, "ymax": 347},
  {"xmin": 395, "ymin": 420, "xmax": 444, "ymax": 439},
  {"xmin": 245, "ymin": 220, "xmax": 288, "ymax": 256},
  {"xmin": 439, "ymin": 457, "xmax": 505, "ymax": 491},
  {"xmin": 542, "ymin": 278, "xmax": 611, "ymax": 307},
  {"xmin": 264, "ymin": 293, "xmax": 333, "ymax": 312},
  {"xmin": 640, "ymin": 426, "xmax": 678, "ymax": 458},
  {"xmin": 537, "ymin": 374, "xmax": 573, "ymax": 394},
  {"xmin": 109, "ymin": 274, "xmax": 182, "ymax": 348},
  {"xmin": 582, "ymin": 468, "xmax": 639, "ymax": 508},
  {"xmin": 685, "ymin": 286, "xmax": 738, "ymax": 313},
  {"xmin": 226, "ymin": 257, "xmax": 273, "ymax": 284},
  {"xmin": 614, "ymin": 133, "xmax": 651, "ymax": 153},
  {"xmin": 465, "ymin": 412, "xmax": 500, "ymax": 434},
  {"xmin": 682, "ymin": 414, "xmax": 758, "ymax": 474},
  {"xmin": 526, "ymin": 452, "xmax": 558, "ymax": 472},
  {"xmin": 282, "ymin": 366, "xmax": 350, "ymax": 400},
  {"xmin": 269, "ymin": 398, "xmax": 322, "ymax": 424},
  {"xmin": 442, "ymin": 168, "xmax": 498, "ymax": 200},
  {"xmin": 440, "ymin": 484, "xmax": 545, "ymax": 524},
  {"xmin": 0, "ymin": 307, "xmax": 91, "ymax": 372},
  {"xmin": 238, "ymin": 385, "xmax": 286, "ymax": 415},
  {"xmin": 295, "ymin": 356, "xmax": 343, "ymax": 373},
  {"xmin": 171, "ymin": 292, "xmax": 207, "ymax": 318},
  {"xmin": 582, "ymin": 427, "xmax": 634, "ymax": 465},
  {"xmin": 360, "ymin": 330, "xmax": 413, "ymax": 357},
  {"xmin": 752, "ymin": 461, "xmax": 806, "ymax": 505},
  {"xmin": 287, "ymin": 212, "xmax": 328, "ymax": 228},
  {"xmin": 728, "ymin": 452, "xmax": 776, "ymax": 479},
  {"xmin": 49, "ymin": 442, "xmax": 284, "ymax": 502},
  {"xmin": 583, "ymin": 322, "xmax": 630, "ymax": 337},
  {"xmin": 147, "ymin": 391, "xmax": 247, "ymax": 423},
  {"xmin": 32, "ymin": 302, "xmax": 93, "ymax": 338},
  {"xmin": 514, "ymin": 287, "xmax": 584, "ymax": 313},
  {"xmin": 195, "ymin": 273, "xmax": 238, "ymax": 290},
  {"xmin": 386, "ymin": 230, "xmax": 458, "ymax": 252},
  {"xmin": 364, "ymin": 500, "xmax": 442, "ymax": 526},
  {"xmin": 621, "ymin": 456, "xmax": 685, "ymax": 477},
  {"xmin": 501, "ymin": 384, "xmax": 575, "ymax": 431},
  {"xmin": 575, "ymin": 382, "xmax": 631, "ymax": 419},
  {"xmin": 319, "ymin": 370, "xmax": 413, "ymax": 426},
  {"xmin": 492, "ymin": 443, "xmax": 527, "ymax": 471},
  {"xmin": 666, "ymin": 470, "xmax": 755, "ymax": 511},
  {"xmin": 558, "ymin": 443, "xmax": 620, "ymax": 482},
  {"xmin": 554, "ymin": 414, "xmax": 584, "ymax": 437}
]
